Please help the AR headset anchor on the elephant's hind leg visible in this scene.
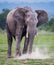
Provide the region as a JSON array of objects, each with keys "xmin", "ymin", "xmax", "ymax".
[{"xmin": 7, "ymin": 27, "xmax": 13, "ymax": 58}]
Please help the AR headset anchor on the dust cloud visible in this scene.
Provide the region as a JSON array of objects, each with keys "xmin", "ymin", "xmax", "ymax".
[{"xmin": 14, "ymin": 47, "xmax": 50, "ymax": 60}]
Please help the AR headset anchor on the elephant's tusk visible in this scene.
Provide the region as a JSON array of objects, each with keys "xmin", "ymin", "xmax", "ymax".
[
  {"xmin": 26, "ymin": 31, "xmax": 28, "ymax": 38},
  {"xmin": 26, "ymin": 27, "xmax": 29, "ymax": 38}
]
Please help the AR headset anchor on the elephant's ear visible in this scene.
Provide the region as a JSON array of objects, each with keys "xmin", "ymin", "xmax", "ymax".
[{"xmin": 35, "ymin": 10, "xmax": 48, "ymax": 27}]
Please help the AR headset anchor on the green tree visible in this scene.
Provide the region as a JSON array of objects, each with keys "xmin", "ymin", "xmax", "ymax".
[
  {"xmin": 0, "ymin": 9, "xmax": 10, "ymax": 29},
  {"xmin": 48, "ymin": 18, "xmax": 54, "ymax": 32},
  {"xmin": 38, "ymin": 18, "xmax": 54, "ymax": 32}
]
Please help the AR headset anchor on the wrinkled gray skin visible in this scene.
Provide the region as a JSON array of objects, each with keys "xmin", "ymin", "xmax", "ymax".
[
  {"xmin": 23, "ymin": 10, "xmax": 48, "ymax": 54},
  {"xmin": 6, "ymin": 7, "xmax": 38, "ymax": 58}
]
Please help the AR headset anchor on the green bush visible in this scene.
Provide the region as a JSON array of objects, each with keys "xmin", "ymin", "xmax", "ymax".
[{"xmin": 38, "ymin": 18, "xmax": 54, "ymax": 32}]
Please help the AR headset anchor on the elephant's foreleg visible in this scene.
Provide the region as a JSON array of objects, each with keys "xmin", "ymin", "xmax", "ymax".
[
  {"xmin": 15, "ymin": 26, "xmax": 23, "ymax": 56},
  {"xmin": 15, "ymin": 36, "xmax": 21, "ymax": 56},
  {"xmin": 7, "ymin": 30, "xmax": 13, "ymax": 58},
  {"xmin": 23, "ymin": 37, "xmax": 29, "ymax": 54},
  {"xmin": 28, "ymin": 35, "xmax": 35, "ymax": 54}
]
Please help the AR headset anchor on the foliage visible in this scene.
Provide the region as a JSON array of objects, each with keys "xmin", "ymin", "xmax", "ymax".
[
  {"xmin": 38, "ymin": 18, "xmax": 54, "ymax": 32},
  {"xmin": 0, "ymin": 9, "xmax": 10, "ymax": 29}
]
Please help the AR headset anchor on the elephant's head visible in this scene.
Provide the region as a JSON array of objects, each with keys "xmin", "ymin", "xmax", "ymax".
[
  {"xmin": 35, "ymin": 10, "xmax": 48, "ymax": 27},
  {"xmin": 25, "ymin": 10, "xmax": 38, "ymax": 38}
]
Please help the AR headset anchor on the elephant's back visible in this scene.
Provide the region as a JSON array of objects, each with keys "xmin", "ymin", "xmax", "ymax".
[
  {"xmin": 6, "ymin": 8, "xmax": 18, "ymax": 36},
  {"xmin": 6, "ymin": 8, "xmax": 18, "ymax": 22}
]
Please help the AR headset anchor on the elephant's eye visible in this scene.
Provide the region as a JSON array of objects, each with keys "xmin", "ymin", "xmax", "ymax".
[
  {"xmin": 34, "ymin": 18, "xmax": 36, "ymax": 20},
  {"xmin": 27, "ymin": 15, "xmax": 30, "ymax": 18}
]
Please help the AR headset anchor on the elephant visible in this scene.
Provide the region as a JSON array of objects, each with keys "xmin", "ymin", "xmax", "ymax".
[
  {"xmin": 21, "ymin": 10, "xmax": 48, "ymax": 39},
  {"xmin": 6, "ymin": 7, "xmax": 38, "ymax": 58},
  {"xmin": 21, "ymin": 10, "xmax": 48, "ymax": 54}
]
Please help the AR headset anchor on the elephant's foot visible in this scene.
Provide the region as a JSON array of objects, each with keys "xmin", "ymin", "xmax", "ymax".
[
  {"xmin": 28, "ymin": 50, "xmax": 32, "ymax": 54},
  {"xmin": 7, "ymin": 54, "xmax": 12, "ymax": 58},
  {"xmin": 14, "ymin": 54, "xmax": 21, "ymax": 58},
  {"xmin": 23, "ymin": 52, "xmax": 26, "ymax": 54},
  {"xmin": 15, "ymin": 53, "xmax": 21, "ymax": 56},
  {"xmin": 14, "ymin": 50, "xmax": 21, "ymax": 58},
  {"xmin": 23, "ymin": 50, "xmax": 27, "ymax": 54},
  {"xmin": 23, "ymin": 47, "xmax": 27, "ymax": 54}
]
